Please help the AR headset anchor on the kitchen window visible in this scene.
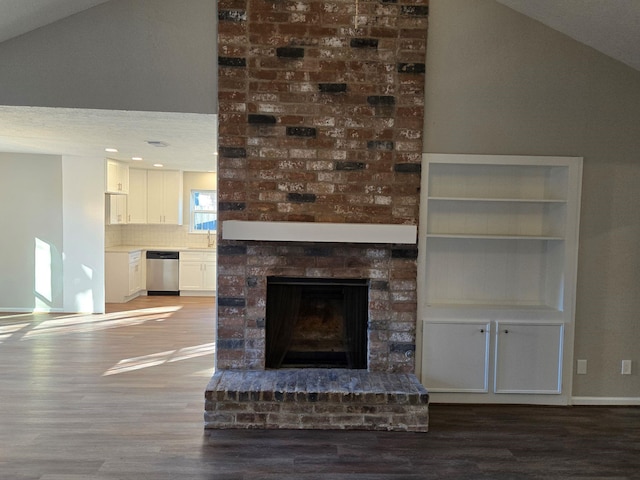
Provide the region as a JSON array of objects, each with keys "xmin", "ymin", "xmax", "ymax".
[{"xmin": 190, "ymin": 190, "xmax": 217, "ymax": 233}]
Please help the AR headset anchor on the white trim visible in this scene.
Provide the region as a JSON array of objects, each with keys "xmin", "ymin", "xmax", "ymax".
[
  {"xmin": 222, "ymin": 220, "xmax": 417, "ymax": 244},
  {"xmin": 0, "ymin": 308, "xmax": 65, "ymax": 314},
  {"xmin": 572, "ymin": 396, "xmax": 640, "ymax": 406}
]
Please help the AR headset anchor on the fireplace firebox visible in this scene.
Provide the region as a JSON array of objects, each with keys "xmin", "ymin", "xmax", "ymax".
[{"xmin": 265, "ymin": 277, "xmax": 368, "ymax": 369}]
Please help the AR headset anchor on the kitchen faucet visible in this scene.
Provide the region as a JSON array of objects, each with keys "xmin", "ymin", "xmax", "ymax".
[{"xmin": 207, "ymin": 229, "xmax": 214, "ymax": 247}]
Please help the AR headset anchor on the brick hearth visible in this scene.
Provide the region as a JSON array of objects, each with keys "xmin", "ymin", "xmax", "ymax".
[{"xmin": 205, "ymin": 369, "xmax": 429, "ymax": 431}]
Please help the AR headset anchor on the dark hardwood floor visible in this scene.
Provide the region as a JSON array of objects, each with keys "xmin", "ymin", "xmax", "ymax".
[{"xmin": 1, "ymin": 296, "xmax": 638, "ymax": 479}]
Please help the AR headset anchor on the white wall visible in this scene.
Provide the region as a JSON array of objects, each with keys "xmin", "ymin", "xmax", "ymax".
[
  {"xmin": 0, "ymin": 153, "xmax": 105, "ymax": 313},
  {"xmin": 423, "ymin": 0, "xmax": 640, "ymax": 400},
  {"xmin": 0, "ymin": 154, "xmax": 64, "ymax": 311},
  {"xmin": 62, "ymin": 156, "xmax": 105, "ymax": 313},
  {"xmin": 0, "ymin": 0, "xmax": 216, "ymax": 114}
]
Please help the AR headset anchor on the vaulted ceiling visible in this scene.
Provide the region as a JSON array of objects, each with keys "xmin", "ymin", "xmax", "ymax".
[{"xmin": 0, "ymin": 0, "xmax": 638, "ymax": 171}]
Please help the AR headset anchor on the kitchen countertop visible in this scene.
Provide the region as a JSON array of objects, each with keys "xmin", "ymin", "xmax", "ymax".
[{"xmin": 105, "ymin": 245, "xmax": 215, "ymax": 253}]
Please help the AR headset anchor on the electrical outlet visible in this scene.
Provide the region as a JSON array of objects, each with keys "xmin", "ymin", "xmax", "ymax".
[
  {"xmin": 621, "ymin": 360, "xmax": 632, "ymax": 375},
  {"xmin": 577, "ymin": 359, "xmax": 587, "ymax": 375}
]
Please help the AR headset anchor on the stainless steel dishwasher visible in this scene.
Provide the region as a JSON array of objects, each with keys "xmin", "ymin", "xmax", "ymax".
[{"xmin": 146, "ymin": 251, "xmax": 180, "ymax": 295}]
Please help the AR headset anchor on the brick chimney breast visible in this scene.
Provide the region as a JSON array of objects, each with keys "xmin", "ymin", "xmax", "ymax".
[{"xmin": 216, "ymin": 0, "xmax": 429, "ymax": 372}]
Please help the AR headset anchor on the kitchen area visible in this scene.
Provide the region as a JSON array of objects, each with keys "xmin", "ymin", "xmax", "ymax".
[{"xmin": 104, "ymin": 159, "xmax": 216, "ymax": 304}]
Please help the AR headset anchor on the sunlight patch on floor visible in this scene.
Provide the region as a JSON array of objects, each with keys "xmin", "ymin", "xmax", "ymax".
[
  {"xmin": 20, "ymin": 306, "xmax": 183, "ymax": 338},
  {"xmin": 103, "ymin": 342, "xmax": 215, "ymax": 376}
]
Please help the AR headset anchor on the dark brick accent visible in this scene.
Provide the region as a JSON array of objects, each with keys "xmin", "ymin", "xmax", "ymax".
[
  {"xmin": 367, "ymin": 96, "xmax": 396, "ymax": 106},
  {"xmin": 398, "ymin": 63, "xmax": 426, "ymax": 74},
  {"xmin": 219, "ymin": 202, "xmax": 246, "ymax": 211},
  {"xmin": 218, "ymin": 10, "xmax": 246, "ymax": 22},
  {"xmin": 218, "ymin": 57, "xmax": 247, "ymax": 67},
  {"xmin": 218, "ymin": 297, "xmax": 247, "ymax": 307},
  {"xmin": 276, "ymin": 47, "xmax": 305, "ymax": 58},
  {"xmin": 370, "ymin": 280, "xmax": 390, "ymax": 291},
  {"xmin": 218, "ymin": 146, "xmax": 247, "ymax": 158},
  {"xmin": 350, "ymin": 38, "xmax": 379, "ymax": 49},
  {"xmin": 401, "ymin": 5, "xmax": 429, "ymax": 16},
  {"xmin": 390, "ymin": 343, "xmax": 416, "ymax": 353},
  {"xmin": 287, "ymin": 193, "xmax": 317, "ymax": 203},
  {"xmin": 248, "ymin": 114, "xmax": 277, "ymax": 124},
  {"xmin": 367, "ymin": 140, "xmax": 394, "ymax": 150},
  {"xmin": 394, "ymin": 163, "xmax": 422, "ymax": 173},
  {"xmin": 303, "ymin": 247, "xmax": 332, "ymax": 257},
  {"xmin": 391, "ymin": 247, "xmax": 418, "ymax": 259},
  {"xmin": 217, "ymin": 339, "xmax": 245, "ymax": 349},
  {"xmin": 256, "ymin": 318, "xmax": 265, "ymax": 329},
  {"xmin": 336, "ymin": 161, "xmax": 365, "ymax": 171},
  {"xmin": 247, "ymin": 276, "xmax": 259, "ymax": 287},
  {"xmin": 218, "ymin": 245, "xmax": 247, "ymax": 255},
  {"xmin": 286, "ymin": 126, "xmax": 317, "ymax": 137},
  {"xmin": 318, "ymin": 83, "xmax": 348, "ymax": 93}
]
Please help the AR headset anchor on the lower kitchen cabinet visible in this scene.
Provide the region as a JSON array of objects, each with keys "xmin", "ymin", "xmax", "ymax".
[
  {"xmin": 105, "ymin": 250, "xmax": 145, "ymax": 302},
  {"xmin": 422, "ymin": 320, "xmax": 564, "ymax": 403},
  {"xmin": 179, "ymin": 251, "xmax": 216, "ymax": 295}
]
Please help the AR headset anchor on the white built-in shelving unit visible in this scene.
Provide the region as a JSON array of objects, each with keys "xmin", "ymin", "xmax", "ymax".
[{"xmin": 417, "ymin": 154, "xmax": 582, "ymax": 405}]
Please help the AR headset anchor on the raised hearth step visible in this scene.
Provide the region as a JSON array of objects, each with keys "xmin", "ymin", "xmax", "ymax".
[{"xmin": 205, "ymin": 369, "xmax": 429, "ymax": 431}]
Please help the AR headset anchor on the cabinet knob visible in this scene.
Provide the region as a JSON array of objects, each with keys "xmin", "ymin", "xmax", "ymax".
[
  {"xmin": 504, "ymin": 329, "xmax": 509, "ymax": 334},
  {"xmin": 480, "ymin": 329, "xmax": 485, "ymax": 333}
]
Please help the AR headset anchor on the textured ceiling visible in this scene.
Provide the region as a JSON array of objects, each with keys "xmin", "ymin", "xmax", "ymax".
[
  {"xmin": 497, "ymin": 0, "xmax": 640, "ymax": 71},
  {"xmin": 0, "ymin": 107, "xmax": 217, "ymax": 172},
  {"xmin": 0, "ymin": 0, "xmax": 109, "ymax": 43}
]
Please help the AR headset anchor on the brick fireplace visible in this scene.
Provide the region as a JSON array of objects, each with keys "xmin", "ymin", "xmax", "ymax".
[{"xmin": 206, "ymin": 0, "xmax": 429, "ymax": 431}]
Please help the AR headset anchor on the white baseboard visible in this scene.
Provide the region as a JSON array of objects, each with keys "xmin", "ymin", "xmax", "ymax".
[
  {"xmin": 572, "ymin": 396, "xmax": 640, "ymax": 406},
  {"xmin": 0, "ymin": 308, "xmax": 64, "ymax": 314}
]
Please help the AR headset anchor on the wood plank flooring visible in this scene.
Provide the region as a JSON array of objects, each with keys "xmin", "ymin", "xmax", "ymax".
[{"xmin": 1, "ymin": 296, "xmax": 639, "ymax": 479}]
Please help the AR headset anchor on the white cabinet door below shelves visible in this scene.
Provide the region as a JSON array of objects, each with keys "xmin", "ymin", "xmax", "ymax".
[
  {"xmin": 494, "ymin": 322, "xmax": 563, "ymax": 394},
  {"xmin": 422, "ymin": 322, "xmax": 490, "ymax": 393}
]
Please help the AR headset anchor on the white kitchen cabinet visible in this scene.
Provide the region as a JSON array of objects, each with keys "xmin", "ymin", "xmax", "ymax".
[
  {"xmin": 127, "ymin": 168, "xmax": 148, "ymax": 223},
  {"xmin": 147, "ymin": 170, "xmax": 183, "ymax": 225},
  {"xmin": 105, "ymin": 159, "xmax": 129, "ymax": 194},
  {"xmin": 105, "ymin": 250, "xmax": 144, "ymax": 303},
  {"xmin": 179, "ymin": 251, "xmax": 216, "ymax": 295},
  {"xmin": 106, "ymin": 194, "xmax": 127, "ymax": 225},
  {"xmin": 417, "ymin": 154, "xmax": 582, "ymax": 405}
]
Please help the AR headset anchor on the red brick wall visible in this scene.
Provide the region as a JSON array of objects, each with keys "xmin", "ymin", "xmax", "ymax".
[{"xmin": 216, "ymin": 0, "xmax": 428, "ymax": 372}]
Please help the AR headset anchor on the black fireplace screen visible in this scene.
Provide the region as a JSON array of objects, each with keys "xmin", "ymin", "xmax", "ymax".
[{"xmin": 265, "ymin": 277, "xmax": 368, "ymax": 369}]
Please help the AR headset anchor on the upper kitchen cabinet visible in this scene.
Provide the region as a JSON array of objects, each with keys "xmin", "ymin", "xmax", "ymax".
[
  {"xmin": 127, "ymin": 168, "xmax": 148, "ymax": 224},
  {"xmin": 105, "ymin": 159, "xmax": 129, "ymax": 194},
  {"xmin": 147, "ymin": 170, "xmax": 183, "ymax": 225}
]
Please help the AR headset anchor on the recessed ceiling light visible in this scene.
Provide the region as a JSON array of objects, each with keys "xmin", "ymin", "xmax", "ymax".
[
  {"xmin": 153, "ymin": 163, "xmax": 164, "ymax": 168},
  {"xmin": 131, "ymin": 157, "xmax": 143, "ymax": 161},
  {"xmin": 105, "ymin": 147, "xmax": 118, "ymax": 153}
]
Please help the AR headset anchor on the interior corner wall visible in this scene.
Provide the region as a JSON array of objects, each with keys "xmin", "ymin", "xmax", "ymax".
[
  {"xmin": 0, "ymin": 0, "xmax": 217, "ymax": 114},
  {"xmin": 0, "ymin": 153, "xmax": 64, "ymax": 312},
  {"xmin": 62, "ymin": 156, "xmax": 105, "ymax": 314},
  {"xmin": 423, "ymin": 0, "xmax": 640, "ymax": 399}
]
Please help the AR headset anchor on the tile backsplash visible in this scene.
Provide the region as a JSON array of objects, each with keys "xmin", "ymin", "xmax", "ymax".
[{"xmin": 105, "ymin": 224, "xmax": 215, "ymax": 249}]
